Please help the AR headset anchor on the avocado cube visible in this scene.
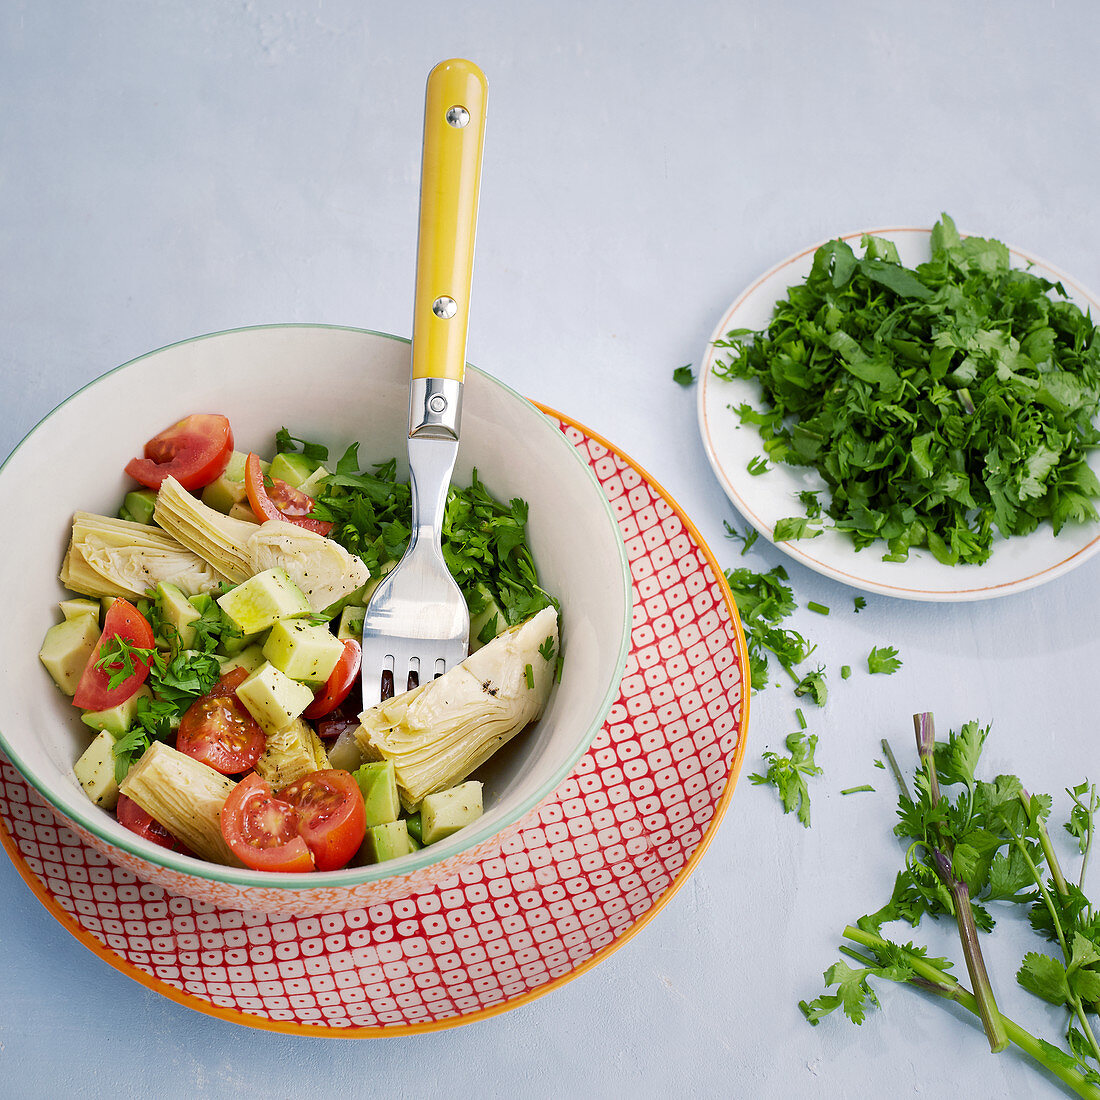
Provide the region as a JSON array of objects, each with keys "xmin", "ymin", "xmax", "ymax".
[
  {"xmin": 218, "ymin": 643, "xmax": 267, "ymax": 678},
  {"xmin": 336, "ymin": 603, "xmax": 365, "ymax": 642},
  {"xmin": 74, "ymin": 729, "xmax": 122, "ymax": 810},
  {"xmin": 156, "ymin": 581, "xmax": 203, "ymax": 650},
  {"xmin": 354, "ymin": 761, "xmax": 400, "ymax": 827},
  {"xmin": 268, "ymin": 451, "xmax": 319, "ymax": 488},
  {"xmin": 201, "ymin": 474, "xmax": 249, "ymax": 514},
  {"xmin": 59, "ymin": 598, "xmax": 101, "ymax": 623},
  {"xmin": 81, "ymin": 684, "xmax": 152, "ymax": 736},
  {"xmin": 405, "ymin": 810, "xmax": 423, "ymax": 845},
  {"xmin": 123, "ymin": 489, "xmax": 158, "ymax": 525},
  {"xmin": 297, "ymin": 465, "xmax": 331, "ymax": 498},
  {"xmin": 236, "ymin": 660, "xmax": 315, "ymax": 735},
  {"xmin": 39, "ymin": 615, "xmax": 101, "ymax": 695},
  {"xmin": 361, "ymin": 820, "xmax": 414, "ymax": 864},
  {"xmin": 468, "ymin": 583, "xmax": 507, "ymax": 651},
  {"xmin": 262, "ymin": 619, "xmax": 344, "ymax": 683},
  {"xmin": 217, "ymin": 568, "xmax": 311, "ymax": 635},
  {"xmin": 420, "ymin": 781, "xmax": 484, "ymax": 845}
]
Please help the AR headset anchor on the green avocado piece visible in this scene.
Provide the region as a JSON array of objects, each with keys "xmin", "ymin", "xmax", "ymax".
[
  {"xmin": 59, "ymin": 598, "xmax": 101, "ymax": 623},
  {"xmin": 336, "ymin": 603, "xmax": 365, "ymax": 642},
  {"xmin": 268, "ymin": 451, "xmax": 318, "ymax": 488},
  {"xmin": 217, "ymin": 568, "xmax": 311, "ymax": 635},
  {"xmin": 235, "ymin": 660, "xmax": 315, "ymax": 735},
  {"xmin": 122, "ymin": 489, "xmax": 157, "ymax": 525},
  {"xmin": 156, "ymin": 581, "xmax": 203, "ymax": 650},
  {"xmin": 354, "ymin": 761, "xmax": 400, "ymax": 827},
  {"xmin": 39, "ymin": 615, "xmax": 101, "ymax": 695},
  {"xmin": 262, "ymin": 618, "xmax": 344, "ymax": 683},
  {"xmin": 361, "ymin": 820, "xmax": 414, "ymax": 864},
  {"xmin": 81, "ymin": 684, "xmax": 152, "ymax": 736},
  {"xmin": 74, "ymin": 729, "xmax": 122, "ymax": 810},
  {"xmin": 468, "ymin": 583, "xmax": 507, "ymax": 651},
  {"xmin": 420, "ymin": 781, "xmax": 484, "ymax": 845},
  {"xmin": 218, "ymin": 643, "xmax": 267, "ymax": 678}
]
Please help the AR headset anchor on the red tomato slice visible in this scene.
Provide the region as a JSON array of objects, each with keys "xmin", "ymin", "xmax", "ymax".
[
  {"xmin": 124, "ymin": 413, "xmax": 233, "ymax": 491},
  {"xmin": 279, "ymin": 769, "xmax": 366, "ymax": 872},
  {"xmin": 244, "ymin": 452, "xmax": 333, "ymax": 535},
  {"xmin": 72, "ymin": 598, "xmax": 156, "ymax": 711},
  {"xmin": 176, "ymin": 667, "xmax": 265, "ymax": 775},
  {"xmin": 116, "ymin": 794, "xmax": 193, "ymax": 855},
  {"xmin": 303, "ymin": 639, "xmax": 362, "ymax": 720},
  {"xmin": 220, "ymin": 773, "xmax": 316, "ymax": 873}
]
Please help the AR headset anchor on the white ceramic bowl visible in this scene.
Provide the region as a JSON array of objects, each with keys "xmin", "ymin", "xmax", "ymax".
[{"xmin": 0, "ymin": 325, "xmax": 633, "ymax": 914}]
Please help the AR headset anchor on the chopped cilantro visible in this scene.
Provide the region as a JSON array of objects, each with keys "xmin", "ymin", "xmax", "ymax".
[
  {"xmin": 672, "ymin": 364, "xmax": 695, "ymax": 387},
  {"xmin": 867, "ymin": 645, "xmax": 902, "ymax": 675},
  {"xmin": 749, "ymin": 731, "xmax": 822, "ymax": 827}
]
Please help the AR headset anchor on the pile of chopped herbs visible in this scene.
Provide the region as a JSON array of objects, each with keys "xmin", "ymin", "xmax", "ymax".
[
  {"xmin": 713, "ymin": 214, "xmax": 1100, "ymax": 565},
  {"xmin": 802, "ymin": 714, "xmax": 1100, "ymax": 1098},
  {"xmin": 276, "ymin": 431, "xmax": 556, "ymax": 637}
]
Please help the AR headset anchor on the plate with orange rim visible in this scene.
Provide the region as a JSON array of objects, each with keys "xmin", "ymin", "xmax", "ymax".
[
  {"xmin": 697, "ymin": 225, "xmax": 1100, "ymax": 602},
  {"xmin": 0, "ymin": 409, "xmax": 749, "ymax": 1036}
]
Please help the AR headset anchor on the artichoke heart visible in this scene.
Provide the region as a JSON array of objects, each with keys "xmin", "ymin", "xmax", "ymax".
[
  {"xmin": 119, "ymin": 741, "xmax": 242, "ymax": 866},
  {"xmin": 60, "ymin": 511, "xmax": 223, "ymax": 599},
  {"xmin": 246, "ymin": 521, "xmax": 370, "ymax": 614},
  {"xmin": 154, "ymin": 475, "xmax": 258, "ymax": 583},
  {"xmin": 254, "ymin": 716, "xmax": 329, "ymax": 789},
  {"xmin": 355, "ymin": 605, "xmax": 559, "ymax": 810}
]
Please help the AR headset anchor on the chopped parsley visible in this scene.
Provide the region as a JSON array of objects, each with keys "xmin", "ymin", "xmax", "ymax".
[{"xmin": 713, "ymin": 213, "xmax": 1100, "ymax": 565}]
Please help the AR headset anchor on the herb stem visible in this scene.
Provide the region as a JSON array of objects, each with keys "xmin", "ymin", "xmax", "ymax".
[
  {"xmin": 1005, "ymin": 819, "xmax": 1100, "ymax": 1065},
  {"xmin": 880, "ymin": 738, "xmax": 911, "ymax": 801},
  {"xmin": 1023, "ymin": 789, "xmax": 1069, "ymax": 898},
  {"xmin": 842, "ymin": 927, "xmax": 1100, "ymax": 1100},
  {"xmin": 914, "ymin": 712, "xmax": 1007, "ymax": 1054}
]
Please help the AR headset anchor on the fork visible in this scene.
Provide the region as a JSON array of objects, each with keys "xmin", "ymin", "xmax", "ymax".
[{"xmin": 359, "ymin": 59, "xmax": 487, "ymax": 707}]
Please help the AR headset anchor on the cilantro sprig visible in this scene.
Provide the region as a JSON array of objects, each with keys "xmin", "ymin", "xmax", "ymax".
[
  {"xmin": 802, "ymin": 715, "xmax": 1100, "ymax": 1097},
  {"xmin": 714, "ymin": 214, "xmax": 1100, "ymax": 565}
]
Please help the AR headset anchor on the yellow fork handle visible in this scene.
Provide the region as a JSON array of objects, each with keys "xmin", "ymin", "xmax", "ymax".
[{"xmin": 411, "ymin": 58, "xmax": 488, "ymax": 383}]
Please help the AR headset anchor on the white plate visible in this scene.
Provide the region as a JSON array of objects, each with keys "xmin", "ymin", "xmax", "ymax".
[{"xmin": 697, "ymin": 226, "xmax": 1100, "ymax": 602}]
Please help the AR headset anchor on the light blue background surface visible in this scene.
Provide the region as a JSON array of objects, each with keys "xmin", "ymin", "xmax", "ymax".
[{"xmin": 3, "ymin": 3, "xmax": 1100, "ymax": 1096}]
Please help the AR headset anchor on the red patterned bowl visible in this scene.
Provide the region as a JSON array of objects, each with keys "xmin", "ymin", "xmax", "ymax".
[{"xmin": 0, "ymin": 326, "xmax": 633, "ymax": 914}]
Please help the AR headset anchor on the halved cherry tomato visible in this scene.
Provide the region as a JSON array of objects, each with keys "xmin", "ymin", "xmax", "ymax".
[
  {"xmin": 279, "ymin": 769, "xmax": 366, "ymax": 872},
  {"xmin": 176, "ymin": 667, "xmax": 265, "ymax": 775},
  {"xmin": 124, "ymin": 413, "xmax": 233, "ymax": 491},
  {"xmin": 72, "ymin": 598, "xmax": 155, "ymax": 711},
  {"xmin": 116, "ymin": 794, "xmax": 193, "ymax": 855},
  {"xmin": 220, "ymin": 773, "xmax": 316, "ymax": 873},
  {"xmin": 244, "ymin": 452, "xmax": 333, "ymax": 534},
  {"xmin": 303, "ymin": 638, "xmax": 362, "ymax": 720}
]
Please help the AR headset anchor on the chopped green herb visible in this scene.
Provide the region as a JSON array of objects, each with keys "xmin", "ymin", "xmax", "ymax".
[
  {"xmin": 867, "ymin": 645, "xmax": 903, "ymax": 675},
  {"xmin": 672, "ymin": 364, "xmax": 695, "ymax": 387},
  {"xmin": 773, "ymin": 516, "xmax": 822, "ymax": 541},
  {"xmin": 795, "ymin": 707, "xmax": 806, "ymax": 730},
  {"xmin": 840, "ymin": 785, "xmax": 874, "ymax": 795},
  {"xmin": 724, "ymin": 520, "xmax": 759, "ymax": 556},
  {"xmin": 794, "ymin": 666, "xmax": 828, "ymax": 706},
  {"xmin": 524, "ymin": 663, "xmax": 534, "ymax": 689},
  {"xmin": 807, "ymin": 601, "xmax": 830, "ymax": 615},
  {"xmin": 722, "ymin": 564, "xmax": 814, "ymax": 691},
  {"xmin": 841, "ymin": 664, "xmax": 851, "ymax": 680},
  {"xmin": 853, "ymin": 596, "xmax": 866, "ymax": 612},
  {"xmin": 538, "ymin": 636, "xmax": 556, "ymax": 662},
  {"xmin": 750, "ymin": 732, "xmax": 822, "ymax": 827},
  {"xmin": 713, "ymin": 213, "xmax": 1100, "ymax": 566},
  {"xmin": 747, "ymin": 455, "xmax": 770, "ymax": 476}
]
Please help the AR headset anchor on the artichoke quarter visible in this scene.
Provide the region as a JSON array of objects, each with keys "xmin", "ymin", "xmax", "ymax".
[{"xmin": 351, "ymin": 605, "xmax": 559, "ymax": 811}]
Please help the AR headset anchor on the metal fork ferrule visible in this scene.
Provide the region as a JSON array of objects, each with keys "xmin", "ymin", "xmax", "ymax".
[{"xmin": 409, "ymin": 376, "xmax": 463, "ymax": 440}]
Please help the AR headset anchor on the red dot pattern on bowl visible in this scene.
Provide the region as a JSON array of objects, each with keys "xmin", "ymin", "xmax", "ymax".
[{"xmin": 0, "ymin": 414, "xmax": 748, "ymax": 1034}]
